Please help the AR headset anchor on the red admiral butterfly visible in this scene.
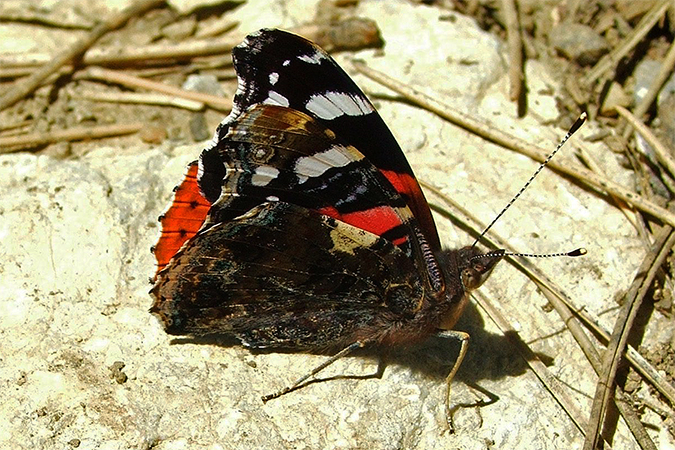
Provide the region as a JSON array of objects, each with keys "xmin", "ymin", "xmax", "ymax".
[{"xmin": 150, "ymin": 28, "xmax": 504, "ymax": 421}]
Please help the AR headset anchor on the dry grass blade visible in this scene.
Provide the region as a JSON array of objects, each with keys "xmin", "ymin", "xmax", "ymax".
[
  {"xmin": 351, "ymin": 60, "xmax": 675, "ymax": 229},
  {"xmin": 581, "ymin": 0, "xmax": 672, "ymax": 86},
  {"xmin": 583, "ymin": 228, "xmax": 675, "ymax": 450},
  {"xmin": 0, "ymin": 0, "xmax": 165, "ymax": 112}
]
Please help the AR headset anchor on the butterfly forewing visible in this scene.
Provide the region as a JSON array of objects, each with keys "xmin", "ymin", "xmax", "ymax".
[
  {"xmin": 201, "ymin": 28, "xmax": 441, "ymax": 250},
  {"xmin": 202, "ymin": 104, "xmax": 417, "ymax": 257}
]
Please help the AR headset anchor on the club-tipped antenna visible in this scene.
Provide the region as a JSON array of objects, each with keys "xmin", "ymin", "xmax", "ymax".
[
  {"xmin": 469, "ymin": 248, "xmax": 586, "ymax": 265},
  {"xmin": 471, "ymin": 112, "xmax": 587, "ymax": 249}
]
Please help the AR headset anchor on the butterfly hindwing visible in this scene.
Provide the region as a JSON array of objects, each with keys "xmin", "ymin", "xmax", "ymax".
[{"xmin": 150, "ymin": 201, "xmax": 429, "ymax": 349}]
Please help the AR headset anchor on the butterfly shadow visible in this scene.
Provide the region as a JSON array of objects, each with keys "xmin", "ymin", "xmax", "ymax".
[{"xmin": 167, "ymin": 298, "xmax": 553, "ymax": 407}]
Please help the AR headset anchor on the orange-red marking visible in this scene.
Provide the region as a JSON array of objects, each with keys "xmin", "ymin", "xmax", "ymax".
[
  {"xmin": 380, "ymin": 170, "xmax": 440, "ymax": 250},
  {"xmin": 153, "ymin": 162, "xmax": 211, "ymax": 277}
]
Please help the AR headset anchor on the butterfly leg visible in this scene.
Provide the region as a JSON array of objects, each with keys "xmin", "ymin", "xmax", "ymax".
[
  {"xmin": 436, "ymin": 330, "xmax": 470, "ymax": 433},
  {"xmin": 261, "ymin": 340, "xmax": 367, "ymax": 402}
]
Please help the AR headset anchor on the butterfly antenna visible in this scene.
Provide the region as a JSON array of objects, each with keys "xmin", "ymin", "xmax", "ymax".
[
  {"xmin": 504, "ymin": 248, "xmax": 586, "ymax": 258},
  {"xmin": 470, "ymin": 248, "xmax": 586, "ymax": 265},
  {"xmin": 471, "ymin": 112, "xmax": 587, "ymax": 249}
]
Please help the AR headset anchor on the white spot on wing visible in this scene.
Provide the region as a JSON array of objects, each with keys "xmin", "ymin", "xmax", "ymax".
[
  {"xmin": 295, "ymin": 144, "xmax": 357, "ymax": 184},
  {"xmin": 305, "ymin": 91, "xmax": 374, "ymax": 120},
  {"xmin": 269, "ymin": 72, "xmax": 279, "ymax": 85},
  {"xmin": 251, "ymin": 166, "xmax": 280, "ymax": 186},
  {"xmin": 297, "ymin": 50, "xmax": 325, "ymax": 64},
  {"xmin": 265, "ymin": 90, "xmax": 290, "ymax": 107},
  {"xmin": 283, "ymin": 59, "xmax": 290, "ymax": 66}
]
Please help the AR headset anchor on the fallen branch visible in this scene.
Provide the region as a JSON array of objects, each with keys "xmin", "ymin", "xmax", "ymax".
[{"xmin": 0, "ymin": 123, "xmax": 143, "ymax": 153}]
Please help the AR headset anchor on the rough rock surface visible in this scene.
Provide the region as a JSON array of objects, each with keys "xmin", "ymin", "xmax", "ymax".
[{"xmin": 1, "ymin": 0, "xmax": 667, "ymax": 449}]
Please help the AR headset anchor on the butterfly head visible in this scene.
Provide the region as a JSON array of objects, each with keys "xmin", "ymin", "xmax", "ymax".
[
  {"xmin": 458, "ymin": 247, "xmax": 505, "ymax": 291},
  {"xmin": 432, "ymin": 246, "xmax": 503, "ymax": 330}
]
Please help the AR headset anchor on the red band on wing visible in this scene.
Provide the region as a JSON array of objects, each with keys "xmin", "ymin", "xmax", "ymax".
[
  {"xmin": 380, "ymin": 169, "xmax": 440, "ymax": 250},
  {"xmin": 153, "ymin": 162, "xmax": 211, "ymax": 278},
  {"xmin": 318, "ymin": 205, "xmax": 408, "ymax": 247}
]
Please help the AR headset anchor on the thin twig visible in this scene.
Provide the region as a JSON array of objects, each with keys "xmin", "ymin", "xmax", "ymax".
[
  {"xmin": 583, "ymin": 227, "xmax": 675, "ymax": 450},
  {"xmin": 501, "ymin": 0, "xmax": 523, "ymax": 101},
  {"xmin": 0, "ymin": 39, "xmax": 236, "ymax": 71},
  {"xmin": 83, "ymin": 37, "xmax": 238, "ymax": 66},
  {"xmin": 76, "ymin": 66, "xmax": 231, "ymax": 111},
  {"xmin": 352, "ymin": 61, "xmax": 675, "ymax": 229},
  {"xmin": 616, "ymin": 105, "xmax": 675, "ymax": 179},
  {"xmin": 582, "ymin": 0, "xmax": 671, "ymax": 86},
  {"xmin": 0, "ymin": 123, "xmax": 143, "ymax": 153},
  {"xmin": 74, "ymin": 89, "xmax": 204, "ymax": 111},
  {"xmin": 629, "ymin": 36, "xmax": 675, "ymax": 125},
  {"xmin": 423, "ymin": 182, "xmax": 659, "ymax": 450},
  {"xmin": 0, "ymin": 0, "xmax": 166, "ymax": 112}
]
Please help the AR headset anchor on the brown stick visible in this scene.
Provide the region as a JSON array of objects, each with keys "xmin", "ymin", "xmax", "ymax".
[
  {"xmin": 77, "ymin": 66, "xmax": 231, "ymax": 111},
  {"xmin": 0, "ymin": 123, "xmax": 143, "ymax": 154},
  {"xmin": 0, "ymin": 38, "xmax": 236, "ymax": 71},
  {"xmin": 74, "ymin": 89, "xmax": 205, "ymax": 111},
  {"xmin": 0, "ymin": 0, "xmax": 165, "ymax": 112},
  {"xmin": 501, "ymin": 0, "xmax": 523, "ymax": 101}
]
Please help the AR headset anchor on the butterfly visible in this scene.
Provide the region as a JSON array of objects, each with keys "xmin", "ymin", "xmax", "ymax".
[{"xmin": 150, "ymin": 28, "xmax": 503, "ymax": 423}]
